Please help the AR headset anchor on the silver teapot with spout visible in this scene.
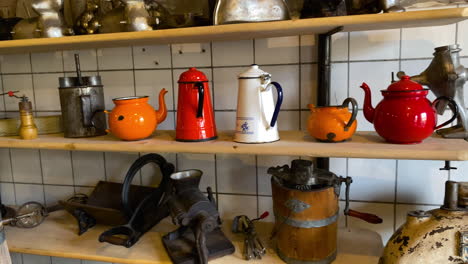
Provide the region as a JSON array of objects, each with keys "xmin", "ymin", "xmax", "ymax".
[{"xmin": 214, "ymin": 0, "xmax": 290, "ymax": 25}]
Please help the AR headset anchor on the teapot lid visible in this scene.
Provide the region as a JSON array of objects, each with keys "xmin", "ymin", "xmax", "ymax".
[
  {"xmin": 178, "ymin": 67, "xmax": 208, "ymax": 83},
  {"xmin": 239, "ymin": 64, "xmax": 270, "ymax": 79},
  {"xmin": 386, "ymin": 75, "xmax": 424, "ymax": 92}
]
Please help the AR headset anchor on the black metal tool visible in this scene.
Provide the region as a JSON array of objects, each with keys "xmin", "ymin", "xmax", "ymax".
[
  {"xmin": 98, "ymin": 153, "xmax": 174, "ymax": 248},
  {"xmin": 162, "ymin": 170, "xmax": 235, "ymax": 264}
]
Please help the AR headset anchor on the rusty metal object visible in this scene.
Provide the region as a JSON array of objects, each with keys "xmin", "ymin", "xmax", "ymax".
[{"xmin": 380, "ymin": 181, "xmax": 468, "ymax": 264}]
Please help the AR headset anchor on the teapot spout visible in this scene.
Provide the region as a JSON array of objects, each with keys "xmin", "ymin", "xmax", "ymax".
[
  {"xmin": 155, "ymin": 89, "xmax": 168, "ymax": 124},
  {"xmin": 360, "ymin": 83, "xmax": 375, "ymax": 124}
]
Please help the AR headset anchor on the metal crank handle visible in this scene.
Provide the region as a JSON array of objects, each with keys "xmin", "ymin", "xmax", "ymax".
[{"xmin": 346, "ymin": 209, "xmax": 383, "ymax": 224}]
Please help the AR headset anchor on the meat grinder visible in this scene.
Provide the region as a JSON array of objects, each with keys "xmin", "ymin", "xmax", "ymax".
[{"xmin": 398, "ymin": 44, "xmax": 468, "ymax": 140}]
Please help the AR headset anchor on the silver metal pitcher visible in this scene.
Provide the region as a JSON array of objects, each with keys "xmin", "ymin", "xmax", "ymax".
[
  {"xmin": 58, "ymin": 55, "xmax": 106, "ymax": 138},
  {"xmin": 214, "ymin": 0, "xmax": 290, "ymax": 25}
]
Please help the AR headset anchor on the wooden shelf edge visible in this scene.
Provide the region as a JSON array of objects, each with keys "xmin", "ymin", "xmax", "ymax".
[
  {"xmin": 6, "ymin": 211, "xmax": 382, "ymax": 264},
  {"xmin": 0, "ymin": 130, "xmax": 466, "ymax": 160},
  {"xmin": 0, "ymin": 8, "xmax": 466, "ymax": 54}
]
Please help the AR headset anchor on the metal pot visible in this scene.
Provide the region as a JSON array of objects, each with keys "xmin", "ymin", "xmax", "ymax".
[
  {"xmin": 58, "ymin": 76, "xmax": 107, "ymax": 138},
  {"xmin": 214, "ymin": 0, "xmax": 290, "ymax": 25}
]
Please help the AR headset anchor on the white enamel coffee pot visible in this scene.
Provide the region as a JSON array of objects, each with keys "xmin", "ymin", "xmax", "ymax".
[{"xmin": 234, "ymin": 64, "xmax": 283, "ymax": 143}]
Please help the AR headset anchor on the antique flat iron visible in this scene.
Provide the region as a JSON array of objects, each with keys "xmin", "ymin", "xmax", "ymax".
[
  {"xmin": 163, "ymin": 170, "xmax": 235, "ymax": 264},
  {"xmin": 398, "ymin": 44, "xmax": 468, "ymax": 140}
]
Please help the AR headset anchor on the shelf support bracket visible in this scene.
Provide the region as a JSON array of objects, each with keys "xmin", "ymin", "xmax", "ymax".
[{"xmin": 316, "ymin": 26, "xmax": 344, "ymax": 170}]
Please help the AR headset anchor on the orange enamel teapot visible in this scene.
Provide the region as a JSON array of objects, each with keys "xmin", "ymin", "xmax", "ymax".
[
  {"xmin": 105, "ymin": 89, "xmax": 168, "ymax": 141},
  {"xmin": 307, "ymin": 98, "xmax": 358, "ymax": 142}
]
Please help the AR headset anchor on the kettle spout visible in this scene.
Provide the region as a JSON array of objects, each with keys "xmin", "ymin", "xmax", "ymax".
[
  {"xmin": 155, "ymin": 89, "xmax": 168, "ymax": 124},
  {"xmin": 360, "ymin": 83, "xmax": 375, "ymax": 124}
]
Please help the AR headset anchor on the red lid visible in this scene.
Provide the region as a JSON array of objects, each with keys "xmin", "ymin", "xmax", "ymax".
[
  {"xmin": 386, "ymin": 75, "xmax": 424, "ymax": 92},
  {"xmin": 178, "ymin": 67, "xmax": 208, "ymax": 82}
]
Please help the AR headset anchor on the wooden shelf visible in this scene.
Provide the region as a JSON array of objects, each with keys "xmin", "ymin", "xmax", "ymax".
[
  {"xmin": 0, "ymin": 130, "xmax": 466, "ymax": 160},
  {"xmin": 6, "ymin": 211, "xmax": 382, "ymax": 264},
  {"xmin": 0, "ymin": 8, "xmax": 467, "ymax": 54}
]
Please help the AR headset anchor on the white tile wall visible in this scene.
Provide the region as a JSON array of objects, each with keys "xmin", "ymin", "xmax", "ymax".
[
  {"xmin": 133, "ymin": 45, "xmax": 172, "ymax": 69},
  {"xmin": 63, "ymin": 50, "xmax": 98, "ymax": 72},
  {"xmin": 31, "ymin": 52, "xmax": 63, "ymax": 73},
  {"xmin": 3, "ymin": 12, "xmax": 468, "ymax": 263}
]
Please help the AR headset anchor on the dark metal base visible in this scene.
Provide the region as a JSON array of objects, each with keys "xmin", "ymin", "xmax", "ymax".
[
  {"xmin": 162, "ymin": 228, "xmax": 235, "ymax": 264},
  {"xmin": 176, "ymin": 136, "xmax": 218, "ymax": 142}
]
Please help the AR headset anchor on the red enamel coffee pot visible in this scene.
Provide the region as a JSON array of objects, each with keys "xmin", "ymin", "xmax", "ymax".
[
  {"xmin": 360, "ymin": 76, "xmax": 458, "ymax": 144},
  {"xmin": 176, "ymin": 68, "xmax": 217, "ymax": 142}
]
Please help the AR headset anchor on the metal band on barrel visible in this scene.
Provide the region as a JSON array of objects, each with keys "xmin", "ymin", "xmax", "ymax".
[
  {"xmin": 274, "ymin": 211, "xmax": 338, "ymax": 228},
  {"xmin": 277, "ymin": 248, "xmax": 337, "ymax": 264}
]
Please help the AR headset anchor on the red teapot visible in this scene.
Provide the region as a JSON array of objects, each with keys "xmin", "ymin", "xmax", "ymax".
[{"xmin": 360, "ymin": 76, "xmax": 458, "ymax": 144}]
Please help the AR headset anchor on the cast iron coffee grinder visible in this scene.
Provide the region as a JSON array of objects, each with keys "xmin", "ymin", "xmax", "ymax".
[
  {"xmin": 398, "ymin": 44, "xmax": 468, "ymax": 140},
  {"xmin": 163, "ymin": 170, "xmax": 234, "ymax": 264}
]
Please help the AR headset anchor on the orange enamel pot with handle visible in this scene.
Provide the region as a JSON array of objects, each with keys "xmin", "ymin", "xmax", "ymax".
[
  {"xmin": 105, "ymin": 89, "xmax": 168, "ymax": 141},
  {"xmin": 307, "ymin": 98, "xmax": 358, "ymax": 142}
]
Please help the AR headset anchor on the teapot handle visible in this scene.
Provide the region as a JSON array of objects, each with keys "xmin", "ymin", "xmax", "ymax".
[
  {"xmin": 268, "ymin": 82, "xmax": 283, "ymax": 128},
  {"xmin": 195, "ymin": 82, "xmax": 204, "ymax": 118},
  {"xmin": 341, "ymin": 97, "xmax": 358, "ymax": 132},
  {"xmin": 433, "ymin": 96, "xmax": 458, "ymax": 130}
]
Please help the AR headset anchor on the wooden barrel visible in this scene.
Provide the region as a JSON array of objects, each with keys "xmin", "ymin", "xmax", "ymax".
[{"xmin": 272, "ymin": 177, "xmax": 338, "ymax": 264}]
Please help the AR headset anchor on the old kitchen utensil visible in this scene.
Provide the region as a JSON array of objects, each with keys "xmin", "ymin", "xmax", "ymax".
[
  {"xmin": 75, "ymin": 0, "xmax": 101, "ymax": 34},
  {"xmin": 105, "ymin": 89, "xmax": 168, "ymax": 141},
  {"xmin": 176, "ymin": 68, "xmax": 217, "ymax": 142},
  {"xmin": 0, "ymin": 91, "xmax": 38, "ymax": 140},
  {"xmin": 0, "ymin": 18, "xmax": 22, "ymax": 40},
  {"xmin": 59, "ymin": 54, "xmax": 106, "ymax": 138},
  {"xmin": 0, "ymin": 115, "xmax": 61, "ymax": 137},
  {"xmin": 146, "ymin": 0, "xmax": 214, "ymax": 29},
  {"xmin": 214, "ymin": 0, "xmax": 290, "ymax": 25},
  {"xmin": 162, "ymin": 170, "xmax": 235, "ymax": 264},
  {"xmin": 398, "ymin": 44, "xmax": 468, "ymax": 140},
  {"xmin": 380, "ymin": 180, "xmax": 468, "ymax": 263},
  {"xmin": 61, "ymin": 153, "xmax": 174, "ymax": 240},
  {"xmin": 1, "ymin": 202, "xmax": 62, "ymax": 229},
  {"xmin": 99, "ymin": 154, "xmax": 174, "ymax": 247},
  {"xmin": 360, "ymin": 76, "xmax": 458, "ymax": 144},
  {"xmin": 307, "ymin": 97, "xmax": 358, "ymax": 142},
  {"xmin": 232, "ymin": 212, "xmax": 269, "ymax": 260},
  {"xmin": 268, "ymin": 159, "xmax": 382, "ymax": 264},
  {"xmin": 12, "ymin": 0, "xmax": 74, "ymax": 39},
  {"xmin": 99, "ymin": 0, "xmax": 152, "ymax": 33},
  {"xmin": 234, "ymin": 64, "xmax": 283, "ymax": 144}
]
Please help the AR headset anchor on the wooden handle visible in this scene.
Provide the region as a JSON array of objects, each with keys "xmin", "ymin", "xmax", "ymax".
[{"xmin": 347, "ymin": 209, "xmax": 383, "ymax": 224}]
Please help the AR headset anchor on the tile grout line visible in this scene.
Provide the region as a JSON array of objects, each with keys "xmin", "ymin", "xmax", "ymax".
[
  {"xmin": 214, "ymin": 154, "xmax": 219, "ymax": 211},
  {"xmin": 393, "ymin": 160, "xmax": 398, "ymax": 232},
  {"xmin": 298, "ymin": 35, "xmax": 303, "ymax": 130},
  {"xmin": 28, "ymin": 53, "xmax": 37, "ymax": 113},
  {"xmin": 255, "ymin": 155, "xmax": 259, "ymax": 217},
  {"xmin": 69, "ymin": 151, "xmax": 77, "ymax": 194},
  {"xmin": 130, "ymin": 47, "xmax": 144, "ymax": 184},
  {"xmin": 37, "ymin": 150, "xmax": 47, "ymax": 206},
  {"xmin": 8, "ymin": 149, "xmax": 17, "ymax": 206}
]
